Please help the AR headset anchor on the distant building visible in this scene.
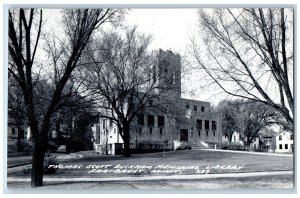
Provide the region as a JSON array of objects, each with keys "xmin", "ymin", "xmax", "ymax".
[
  {"xmin": 7, "ymin": 118, "xmax": 26, "ymax": 155},
  {"xmin": 92, "ymin": 50, "xmax": 222, "ymax": 155},
  {"xmin": 275, "ymin": 131, "xmax": 293, "ymax": 153}
]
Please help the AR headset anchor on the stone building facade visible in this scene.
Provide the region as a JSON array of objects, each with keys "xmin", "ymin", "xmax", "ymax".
[{"xmin": 92, "ymin": 50, "xmax": 222, "ymax": 154}]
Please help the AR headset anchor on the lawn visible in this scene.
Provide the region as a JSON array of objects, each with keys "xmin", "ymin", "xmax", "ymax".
[{"xmin": 7, "ymin": 149, "xmax": 294, "ymax": 178}]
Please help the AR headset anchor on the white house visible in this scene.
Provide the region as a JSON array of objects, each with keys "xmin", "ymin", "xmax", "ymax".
[{"xmin": 275, "ymin": 131, "xmax": 293, "ymax": 153}]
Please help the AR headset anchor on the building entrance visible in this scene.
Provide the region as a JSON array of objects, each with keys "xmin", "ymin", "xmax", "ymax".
[{"xmin": 180, "ymin": 129, "xmax": 188, "ymax": 141}]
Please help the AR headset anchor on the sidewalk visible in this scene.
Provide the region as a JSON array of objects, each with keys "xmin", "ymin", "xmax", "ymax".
[
  {"xmin": 7, "ymin": 156, "xmax": 32, "ymax": 168},
  {"xmin": 7, "ymin": 170, "xmax": 293, "ymax": 182},
  {"xmin": 7, "ymin": 153, "xmax": 83, "ymax": 168},
  {"xmin": 203, "ymin": 149, "xmax": 293, "ymax": 157}
]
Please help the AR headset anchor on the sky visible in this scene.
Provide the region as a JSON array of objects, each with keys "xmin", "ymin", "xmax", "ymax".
[
  {"xmin": 125, "ymin": 9, "xmax": 199, "ymax": 54},
  {"xmin": 124, "ymin": 9, "xmax": 220, "ymax": 104}
]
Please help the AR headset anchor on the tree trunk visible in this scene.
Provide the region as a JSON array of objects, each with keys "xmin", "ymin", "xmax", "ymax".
[
  {"xmin": 31, "ymin": 136, "xmax": 47, "ymax": 187},
  {"xmin": 123, "ymin": 123, "xmax": 131, "ymax": 157},
  {"xmin": 17, "ymin": 126, "xmax": 22, "ymax": 152}
]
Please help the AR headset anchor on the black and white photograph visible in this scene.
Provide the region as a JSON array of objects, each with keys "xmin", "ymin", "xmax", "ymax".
[{"xmin": 2, "ymin": 1, "xmax": 296, "ymax": 194}]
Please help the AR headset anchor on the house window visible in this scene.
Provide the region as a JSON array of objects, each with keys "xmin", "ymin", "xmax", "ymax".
[
  {"xmin": 212, "ymin": 121, "xmax": 217, "ymax": 130},
  {"xmin": 194, "ymin": 106, "xmax": 198, "ymax": 111},
  {"xmin": 160, "ymin": 128, "xmax": 163, "ymax": 135},
  {"xmin": 279, "ymin": 144, "xmax": 282, "ymax": 149},
  {"xmin": 158, "ymin": 116, "xmax": 165, "ymax": 127},
  {"xmin": 285, "ymin": 144, "xmax": 288, "ymax": 149},
  {"xmin": 279, "ymin": 135, "xmax": 282, "ymax": 141},
  {"xmin": 205, "ymin": 120, "xmax": 209, "ymax": 130},
  {"xmin": 148, "ymin": 115, "xmax": 154, "ymax": 126},
  {"xmin": 201, "ymin": 107, "xmax": 205, "ymax": 112},
  {"xmin": 150, "ymin": 127, "xmax": 152, "ymax": 134},
  {"xmin": 186, "ymin": 104, "xmax": 190, "ymax": 109},
  {"xmin": 290, "ymin": 134, "xmax": 293, "ymax": 140},
  {"xmin": 137, "ymin": 114, "xmax": 144, "ymax": 125},
  {"xmin": 196, "ymin": 119, "xmax": 202, "ymax": 130}
]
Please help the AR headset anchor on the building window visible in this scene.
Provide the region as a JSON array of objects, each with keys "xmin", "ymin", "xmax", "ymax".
[
  {"xmin": 213, "ymin": 130, "xmax": 215, "ymax": 136},
  {"xmin": 201, "ymin": 107, "xmax": 205, "ymax": 112},
  {"xmin": 191, "ymin": 132, "xmax": 194, "ymax": 139},
  {"xmin": 290, "ymin": 134, "xmax": 293, "ymax": 140},
  {"xmin": 285, "ymin": 144, "xmax": 288, "ymax": 149},
  {"xmin": 103, "ymin": 120, "xmax": 106, "ymax": 129},
  {"xmin": 148, "ymin": 115, "xmax": 154, "ymax": 126},
  {"xmin": 160, "ymin": 128, "xmax": 163, "ymax": 135},
  {"xmin": 212, "ymin": 121, "xmax": 217, "ymax": 130},
  {"xmin": 109, "ymin": 120, "xmax": 113, "ymax": 127},
  {"xmin": 205, "ymin": 120, "xmax": 209, "ymax": 130},
  {"xmin": 198, "ymin": 130, "xmax": 201, "ymax": 137},
  {"xmin": 150, "ymin": 127, "xmax": 152, "ymax": 134},
  {"xmin": 186, "ymin": 104, "xmax": 190, "ymax": 109},
  {"xmin": 158, "ymin": 116, "xmax": 165, "ymax": 127},
  {"xmin": 279, "ymin": 144, "xmax": 282, "ymax": 149},
  {"xmin": 191, "ymin": 126, "xmax": 193, "ymax": 130},
  {"xmin": 234, "ymin": 136, "xmax": 236, "ymax": 142},
  {"xmin": 279, "ymin": 135, "xmax": 282, "ymax": 141},
  {"xmin": 11, "ymin": 128, "xmax": 16, "ymax": 135},
  {"xmin": 196, "ymin": 119, "xmax": 202, "ymax": 130},
  {"xmin": 194, "ymin": 106, "xmax": 198, "ymax": 111},
  {"xmin": 137, "ymin": 114, "xmax": 144, "ymax": 125},
  {"xmin": 206, "ymin": 130, "xmax": 209, "ymax": 136}
]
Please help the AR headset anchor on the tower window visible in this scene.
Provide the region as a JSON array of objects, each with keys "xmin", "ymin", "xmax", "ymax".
[{"xmin": 194, "ymin": 106, "xmax": 197, "ymax": 111}]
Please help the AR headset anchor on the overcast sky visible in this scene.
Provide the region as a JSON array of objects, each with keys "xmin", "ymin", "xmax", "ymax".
[
  {"xmin": 125, "ymin": 9, "xmax": 221, "ymax": 103},
  {"xmin": 125, "ymin": 9, "xmax": 199, "ymax": 54}
]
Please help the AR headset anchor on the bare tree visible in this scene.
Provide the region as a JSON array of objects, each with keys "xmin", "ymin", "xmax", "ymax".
[
  {"xmin": 85, "ymin": 27, "xmax": 182, "ymax": 157},
  {"xmin": 8, "ymin": 8, "xmax": 125, "ymax": 187},
  {"xmin": 237, "ymin": 101, "xmax": 282, "ymax": 146},
  {"xmin": 189, "ymin": 8, "xmax": 293, "ymax": 131}
]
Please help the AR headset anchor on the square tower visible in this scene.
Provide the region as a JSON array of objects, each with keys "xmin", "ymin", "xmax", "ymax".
[{"xmin": 157, "ymin": 49, "xmax": 181, "ymax": 98}]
